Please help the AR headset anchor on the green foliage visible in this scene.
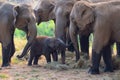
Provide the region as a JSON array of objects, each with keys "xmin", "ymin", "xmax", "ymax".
[
  {"xmin": 14, "ymin": 29, "xmax": 26, "ymax": 39},
  {"xmin": 14, "ymin": 20, "xmax": 55, "ymax": 38},
  {"xmin": 37, "ymin": 20, "xmax": 55, "ymax": 36}
]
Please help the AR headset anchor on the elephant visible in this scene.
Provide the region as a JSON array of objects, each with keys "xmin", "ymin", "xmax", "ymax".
[
  {"xmin": 0, "ymin": 2, "xmax": 37, "ymax": 67},
  {"xmin": 59, "ymin": 0, "xmax": 120, "ymax": 62},
  {"xmin": 27, "ymin": 36, "xmax": 66, "ymax": 66},
  {"xmin": 34, "ymin": 0, "xmax": 75, "ymax": 64},
  {"xmin": 54, "ymin": 0, "xmax": 91, "ymax": 62},
  {"xmin": 34, "ymin": 0, "xmax": 56, "ymax": 24},
  {"xmin": 69, "ymin": 0, "xmax": 120, "ymax": 74}
]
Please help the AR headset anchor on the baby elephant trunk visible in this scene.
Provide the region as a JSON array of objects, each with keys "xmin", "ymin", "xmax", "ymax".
[{"xmin": 57, "ymin": 39, "xmax": 67, "ymax": 51}]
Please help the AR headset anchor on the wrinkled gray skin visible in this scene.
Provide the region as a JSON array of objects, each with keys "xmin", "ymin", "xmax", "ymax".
[
  {"xmin": 69, "ymin": 0, "xmax": 120, "ymax": 74},
  {"xmin": 28, "ymin": 36, "xmax": 66, "ymax": 66},
  {"xmin": 34, "ymin": 0, "xmax": 68, "ymax": 64},
  {"xmin": 54, "ymin": 0, "xmax": 88, "ymax": 62},
  {"xmin": 34, "ymin": 0, "xmax": 56, "ymax": 24},
  {"xmin": 0, "ymin": 2, "xmax": 37, "ymax": 67},
  {"xmin": 54, "ymin": 0, "xmax": 116, "ymax": 61}
]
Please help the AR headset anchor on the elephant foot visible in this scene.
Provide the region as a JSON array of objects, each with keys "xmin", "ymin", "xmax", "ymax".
[
  {"xmin": 1, "ymin": 63, "xmax": 10, "ymax": 67},
  {"xmin": 88, "ymin": 67, "xmax": 100, "ymax": 74},
  {"xmin": 28, "ymin": 63, "xmax": 32, "ymax": 66},
  {"xmin": 104, "ymin": 67, "xmax": 113, "ymax": 72},
  {"xmin": 33, "ymin": 63, "xmax": 38, "ymax": 65}
]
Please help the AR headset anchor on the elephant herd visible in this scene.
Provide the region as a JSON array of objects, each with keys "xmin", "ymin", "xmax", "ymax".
[{"xmin": 0, "ymin": 0, "xmax": 120, "ymax": 75}]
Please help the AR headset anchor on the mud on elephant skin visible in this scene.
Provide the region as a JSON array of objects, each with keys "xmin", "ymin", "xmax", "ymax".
[
  {"xmin": 69, "ymin": 1, "xmax": 120, "ymax": 74},
  {"xmin": 27, "ymin": 36, "xmax": 66, "ymax": 66},
  {"xmin": 0, "ymin": 2, "xmax": 37, "ymax": 67}
]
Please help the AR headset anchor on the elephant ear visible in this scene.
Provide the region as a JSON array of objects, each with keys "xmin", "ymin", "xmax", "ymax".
[
  {"xmin": 48, "ymin": 2, "xmax": 55, "ymax": 19},
  {"xmin": 13, "ymin": 6, "xmax": 19, "ymax": 25},
  {"xmin": 49, "ymin": 8, "xmax": 55, "ymax": 20},
  {"xmin": 46, "ymin": 38, "xmax": 55, "ymax": 49},
  {"xmin": 79, "ymin": 2, "xmax": 94, "ymax": 28},
  {"xmin": 84, "ymin": 8, "xmax": 94, "ymax": 24}
]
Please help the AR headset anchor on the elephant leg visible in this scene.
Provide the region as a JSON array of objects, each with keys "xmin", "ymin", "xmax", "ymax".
[
  {"xmin": 80, "ymin": 35, "xmax": 89, "ymax": 59},
  {"xmin": 67, "ymin": 40, "xmax": 75, "ymax": 52},
  {"xmin": 2, "ymin": 44, "xmax": 11, "ymax": 67},
  {"xmin": 69, "ymin": 21, "xmax": 80, "ymax": 62},
  {"xmin": 33, "ymin": 55, "xmax": 40, "ymax": 65},
  {"xmin": 28, "ymin": 51, "xmax": 34, "ymax": 66},
  {"xmin": 45, "ymin": 53, "xmax": 51, "ymax": 63},
  {"xmin": 61, "ymin": 50, "xmax": 65, "ymax": 64},
  {"xmin": 66, "ymin": 27, "xmax": 75, "ymax": 52},
  {"xmin": 9, "ymin": 29, "xmax": 15, "ymax": 63},
  {"xmin": 52, "ymin": 51, "xmax": 58, "ymax": 61},
  {"xmin": 88, "ymin": 25, "xmax": 111, "ymax": 74},
  {"xmin": 102, "ymin": 45, "xmax": 113, "ymax": 72},
  {"xmin": 9, "ymin": 39, "xmax": 15, "ymax": 63},
  {"xmin": 88, "ymin": 50, "xmax": 102, "ymax": 74},
  {"xmin": 116, "ymin": 42, "xmax": 120, "ymax": 56}
]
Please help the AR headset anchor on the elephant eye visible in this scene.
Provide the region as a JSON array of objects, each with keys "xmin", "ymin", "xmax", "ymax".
[{"xmin": 81, "ymin": 9, "xmax": 86, "ymax": 17}]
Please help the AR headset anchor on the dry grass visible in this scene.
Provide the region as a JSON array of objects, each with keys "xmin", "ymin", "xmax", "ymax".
[
  {"xmin": 0, "ymin": 38, "xmax": 27, "ymax": 65},
  {"xmin": 0, "ymin": 39, "xmax": 119, "ymax": 80}
]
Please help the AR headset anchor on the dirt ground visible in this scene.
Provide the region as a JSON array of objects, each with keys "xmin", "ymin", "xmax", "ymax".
[{"xmin": 0, "ymin": 51, "xmax": 120, "ymax": 80}]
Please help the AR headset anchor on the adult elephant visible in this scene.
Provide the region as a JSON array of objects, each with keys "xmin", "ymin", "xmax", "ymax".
[
  {"xmin": 54, "ymin": 0, "xmax": 91, "ymax": 62},
  {"xmin": 69, "ymin": 0, "xmax": 120, "ymax": 74},
  {"xmin": 34, "ymin": 0, "xmax": 75, "ymax": 64},
  {"xmin": 55, "ymin": 0, "xmax": 120, "ymax": 61},
  {"xmin": 0, "ymin": 2, "xmax": 37, "ymax": 67}
]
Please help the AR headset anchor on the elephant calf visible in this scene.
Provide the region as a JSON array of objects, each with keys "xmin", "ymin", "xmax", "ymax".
[{"xmin": 28, "ymin": 36, "xmax": 66, "ymax": 66}]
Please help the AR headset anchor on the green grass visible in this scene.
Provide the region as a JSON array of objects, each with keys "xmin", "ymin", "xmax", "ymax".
[{"xmin": 0, "ymin": 73, "xmax": 9, "ymax": 79}]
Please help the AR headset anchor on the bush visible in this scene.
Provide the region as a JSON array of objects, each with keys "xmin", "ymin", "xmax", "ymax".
[
  {"xmin": 37, "ymin": 20, "xmax": 55, "ymax": 36},
  {"xmin": 14, "ymin": 29, "xmax": 26, "ymax": 39}
]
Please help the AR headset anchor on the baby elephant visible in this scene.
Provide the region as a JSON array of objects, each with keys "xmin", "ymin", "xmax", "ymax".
[{"xmin": 28, "ymin": 36, "xmax": 66, "ymax": 66}]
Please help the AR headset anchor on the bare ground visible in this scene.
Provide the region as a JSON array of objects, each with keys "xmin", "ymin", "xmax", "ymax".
[{"xmin": 0, "ymin": 51, "xmax": 120, "ymax": 80}]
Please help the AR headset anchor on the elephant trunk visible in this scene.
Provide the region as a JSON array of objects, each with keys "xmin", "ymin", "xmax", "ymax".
[
  {"xmin": 69, "ymin": 21, "xmax": 80, "ymax": 61},
  {"xmin": 34, "ymin": 10, "xmax": 41, "ymax": 25},
  {"xmin": 17, "ymin": 21, "xmax": 37, "ymax": 59},
  {"xmin": 57, "ymin": 39, "xmax": 67, "ymax": 52},
  {"xmin": 61, "ymin": 40, "xmax": 67, "ymax": 50}
]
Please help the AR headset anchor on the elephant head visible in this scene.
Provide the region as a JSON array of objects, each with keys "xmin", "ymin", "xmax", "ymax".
[
  {"xmin": 70, "ymin": 1, "xmax": 94, "ymax": 35},
  {"xmin": 15, "ymin": 4, "xmax": 37, "ymax": 58},
  {"xmin": 47, "ymin": 37, "xmax": 66, "ymax": 51},
  {"xmin": 69, "ymin": 1, "xmax": 94, "ymax": 59},
  {"xmin": 34, "ymin": 0, "xmax": 55, "ymax": 24}
]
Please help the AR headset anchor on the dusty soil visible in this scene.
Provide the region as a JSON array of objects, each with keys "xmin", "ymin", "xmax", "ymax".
[{"xmin": 0, "ymin": 51, "xmax": 120, "ymax": 80}]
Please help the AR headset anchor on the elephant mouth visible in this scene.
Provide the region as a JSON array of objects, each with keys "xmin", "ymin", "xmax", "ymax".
[
  {"xmin": 79, "ymin": 24, "xmax": 92, "ymax": 35},
  {"xmin": 37, "ymin": 17, "xmax": 41, "ymax": 25}
]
